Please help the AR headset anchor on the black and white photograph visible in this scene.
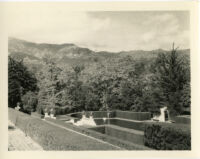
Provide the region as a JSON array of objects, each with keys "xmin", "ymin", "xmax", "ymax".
[{"xmin": 0, "ymin": 1, "xmax": 199, "ymax": 155}]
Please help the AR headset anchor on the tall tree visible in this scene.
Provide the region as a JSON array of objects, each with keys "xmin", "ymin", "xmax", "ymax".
[
  {"xmin": 37, "ymin": 55, "xmax": 64, "ymax": 113},
  {"xmin": 8, "ymin": 56, "xmax": 37, "ymax": 108},
  {"xmin": 63, "ymin": 65, "xmax": 86, "ymax": 112},
  {"xmin": 152, "ymin": 44, "xmax": 190, "ymax": 115}
]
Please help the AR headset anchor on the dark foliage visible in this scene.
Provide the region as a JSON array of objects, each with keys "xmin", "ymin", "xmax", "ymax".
[
  {"xmin": 144, "ymin": 122, "xmax": 191, "ymax": 150},
  {"xmin": 8, "ymin": 56, "xmax": 38, "ymax": 108},
  {"xmin": 21, "ymin": 91, "xmax": 38, "ymax": 113},
  {"xmin": 151, "ymin": 44, "xmax": 190, "ymax": 115}
]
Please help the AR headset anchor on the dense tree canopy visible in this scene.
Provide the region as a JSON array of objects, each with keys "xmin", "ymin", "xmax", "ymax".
[{"xmin": 8, "ymin": 45, "xmax": 190, "ymax": 116}]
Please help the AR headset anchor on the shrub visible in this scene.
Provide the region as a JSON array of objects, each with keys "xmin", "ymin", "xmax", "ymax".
[
  {"xmin": 54, "ymin": 106, "xmax": 72, "ymax": 115},
  {"xmin": 21, "ymin": 91, "xmax": 38, "ymax": 113},
  {"xmin": 144, "ymin": 122, "xmax": 191, "ymax": 150}
]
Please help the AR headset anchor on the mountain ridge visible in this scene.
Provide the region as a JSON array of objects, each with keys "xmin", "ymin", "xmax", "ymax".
[{"xmin": 8, "ymin": 37, "xmax": 190, "ymax": 66}]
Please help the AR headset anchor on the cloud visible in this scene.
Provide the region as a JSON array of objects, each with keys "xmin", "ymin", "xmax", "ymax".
[{"xmin": 7, "ymin": 7, "xmax": 189, "ymax": 52}]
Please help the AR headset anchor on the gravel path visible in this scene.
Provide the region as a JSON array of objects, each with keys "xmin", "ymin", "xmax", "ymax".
[{"xmin": 8, "ymin": 121, "xmax": 43, "ymax": 151}]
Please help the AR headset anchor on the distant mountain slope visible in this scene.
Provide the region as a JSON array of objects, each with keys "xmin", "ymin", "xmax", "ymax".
[
  {"xmin": 8, "ymin": 37, "xmax": 190, "ymax": 66},
  {"xmin": 9, "ymin": 37, "xmax": 94, "ymax": 59}
]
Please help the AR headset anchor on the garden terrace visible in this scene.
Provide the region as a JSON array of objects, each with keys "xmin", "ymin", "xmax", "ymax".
[
  {"xmin": 9, "ymin": 108, "xmax": 151, "ymax": 150},
  {"xmin": 56, "ymin": 110, "xmax": 191, "ymax": 150},
  {"xmin": 9, "ymin": 108, "xmax": 191, "ymax": 150}
]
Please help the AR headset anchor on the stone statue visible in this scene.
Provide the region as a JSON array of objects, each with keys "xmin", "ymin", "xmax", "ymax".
[{"xmin": 15, "ymin": 102, "xmax": 21, "ymax": 111}]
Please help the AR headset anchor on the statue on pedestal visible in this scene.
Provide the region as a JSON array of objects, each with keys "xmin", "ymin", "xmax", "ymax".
[{"xmin": 15, "ymin": 102, "xmax": 21, "ymax": 111}]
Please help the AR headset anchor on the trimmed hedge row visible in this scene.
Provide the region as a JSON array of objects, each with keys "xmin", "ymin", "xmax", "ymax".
[
  {"xmin": 144, "ymin": 122, "xmax": 191, "ymax": 150},
  {"xmin": 9, "ymin": 108, "xmax": 120, "ymax": 150},
  {"xmin": 105, "ymin": 125, "xmax": 144, "ymax": 145},
  {"xmin": 68, "ymin": 110, "xmax": 151, "ymax": 121},
  {"xmin": 60, "ymin": 117, "xmax": 146, "ymax": 131},
  {"xmin": 90, "ymin": 125, "xmax": 144, "ymax": 145},
  {"xmin": 115, "ymin": 110, "xmax": 151, "ymax": 121},
  {"xmin": 9, "ymin": 108, "xmax": 151, "ymax": 150},
  {"xmin": 45, "ymin": 118, "xmax": 152, "ymax": 150},
  {"xmin": 69, "ymin": 111, "xmax": 115, "ymax": 118},
  {"xmin": 174, "ymin": 116, "xmax": 191, "ymax": 124},
  {"xmin": 109, "ymin": 119, "xmax": 145, "ymax": 131},
  {"xmin": 85, "ymin": 111, "xmax": 115, "ymax": 118}
]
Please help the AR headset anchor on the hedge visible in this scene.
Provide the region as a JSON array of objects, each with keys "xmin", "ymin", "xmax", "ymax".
[
  {"xmin": 9, "ymin": 108, "xmax": 120, "ymax": 150},
  {"xmin": 59, "ymin": 116, "xmax": 146, "ymax": 131},
  {"xmin": 68, "ymin": 110, "xmax": 151, "ymax": 121},
  {"xmin": 174, "ymin": 116, "xmax": 191, "ymax": 125},
  {"xmin": 115, "ymin": 110, "xmax": 151, "ymax": 121},
  {"xmin": 85, "ymin": 111, "xmax": 115, "ymax": 118},
  {"xmin": 144, "ymin": 122, "xmax": 191, "ymax": 150},
  {"xmin": 90, "ymin": 125, "xmax": 144, "ymax": 145},
  {"xmin": 68, "ymin": 111, "xmax": 115, "ymax": 118},
  {"xmin": 45, "ymin": 118, "xmax": 152, "ymax": 150},
  {"xmin": 9, "ymin": 108, "xmax": 151, "ymax": 150},
  {"xmin": 109, "ymin": 119, "xmax": 145, "ymax": 131}
]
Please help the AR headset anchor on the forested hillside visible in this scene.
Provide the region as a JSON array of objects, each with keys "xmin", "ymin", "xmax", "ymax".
[{"xmin": 8, "ymin": 38, "xmax": 190, "ymax": 116}]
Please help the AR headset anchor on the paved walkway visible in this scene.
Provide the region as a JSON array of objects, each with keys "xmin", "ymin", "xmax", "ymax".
[{"xmin": 8, "ymin": 121, "xmax": 43, "ymax": 151}]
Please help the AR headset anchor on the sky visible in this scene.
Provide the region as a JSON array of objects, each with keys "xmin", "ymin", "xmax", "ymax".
[{"xmin": 7, "ymin": 7, "xmax": 189, "ymax": 52}]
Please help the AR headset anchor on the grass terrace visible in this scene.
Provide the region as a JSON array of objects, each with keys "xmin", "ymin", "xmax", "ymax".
[{"xmin": 9, "ymin": 108, "xmax": 191, "ymax": 150}]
